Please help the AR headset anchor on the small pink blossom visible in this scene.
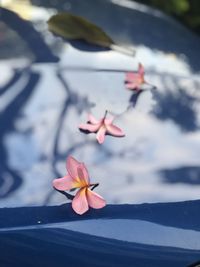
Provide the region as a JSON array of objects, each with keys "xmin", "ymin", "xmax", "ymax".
[
  {"xmin": 125, "ymin": 63, "xmax": 146, "ymax": 91},
  {"xmin": 53, "ymin": 156, "xmax": 106, "ymax": 215},
  {"xmin": 79, "ymin": 112, "xmax": 125, "ymax": 144}
]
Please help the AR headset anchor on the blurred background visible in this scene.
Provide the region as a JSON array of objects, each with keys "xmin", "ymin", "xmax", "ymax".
[
  {"xmin": 134, "ymin": 0, "xmax": 200, "ymax": 36},
  {"xmin": 0, "ymin": 0, "xmax": 200, "ymax": 208}
]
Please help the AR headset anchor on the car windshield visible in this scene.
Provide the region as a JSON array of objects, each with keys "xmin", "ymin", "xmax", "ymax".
[{"xmin": 0, "ymin": 0, "xmax": 200, "ymax": 209}]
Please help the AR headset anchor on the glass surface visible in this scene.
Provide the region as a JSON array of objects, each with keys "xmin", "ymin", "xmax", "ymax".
[
  {"xmin": 0, "ymin": 1, "xmax": 200, "ymax": 266},
  {"xmin": 1, "ymin": 1, "xmax": 200, "ymax": 207}
]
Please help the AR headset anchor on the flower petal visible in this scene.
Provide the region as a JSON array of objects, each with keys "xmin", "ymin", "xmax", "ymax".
[
  {"xmin": 104, "ymin": 115, "xmax": 114, "ymax": 125},
  {"xmin": 77, "ymin": 163, "xmax": 88, "ymax": 181},
  {"xmin": 52, "ymin": 175, "xmax": 74, "ymax": 191},
  {"xmin": 72, "ymin": 188, "xmax": 89, "ymax": 215},
  {"xmin": 106, "ymin": 124, "xmax": 125, "ymax": 137},
  {"xmin": 138, "ymin": 63, "xmax": 144, "ymax": 76},
  {"xmin": 96, "ymin": 126, "xmax": 106, "ymax": 144},
  {"xmin": 125, "ymin": 72, "xmax": 138, "ymax": 82},
  {"xmin": 88, "ymin": 113, "xmax": 100, "ymax": 124},
  {"xmin": 79, "ymin": 123, "xmax": 100, "ymax": 133},
  {"xmin": 86, "ymin": 189, "xmax": 106, "ymax": 209},
  {"xmin": 66, "ymin": 156, "xmax": 89, "ymax": 185}
]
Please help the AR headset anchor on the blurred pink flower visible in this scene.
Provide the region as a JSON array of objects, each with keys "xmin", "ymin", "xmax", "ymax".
[
  {"xmin": 53, "ymin": 156, "xmax": 106, "ymax": 215},
  {"xmin": 125, "ymin": 63, "xmax": 146, "ymax": 91},
  {"xmin": 79, "ymin": 112, "xmax": 125, "ymax": 144}
]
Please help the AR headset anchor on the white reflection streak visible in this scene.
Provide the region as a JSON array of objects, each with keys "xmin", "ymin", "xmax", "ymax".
[
  {"xmin": 0, "ymin": 71, "xmax": 30, "ymax": 112},
  {"xmin": 1, "ymin": 219, "xmax": 200, "ymax": 250}
]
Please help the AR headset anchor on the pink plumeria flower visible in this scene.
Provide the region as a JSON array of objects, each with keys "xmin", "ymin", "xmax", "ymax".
[
  {"xmin": 53, "ymin": 156, "xmax": 106, "ymax": 215},
  {"xmin": 125, "ymin": 63, "xmax": 147, "ymax": 91},
  {"xmin": 79, "ymin": 112, "xmax": 125, "ymax": 144}
]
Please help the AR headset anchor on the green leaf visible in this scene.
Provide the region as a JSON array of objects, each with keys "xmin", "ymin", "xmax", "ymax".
[{"xmin": 47, "ymin": 12, "xmax": 114, "ymax": 48}]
